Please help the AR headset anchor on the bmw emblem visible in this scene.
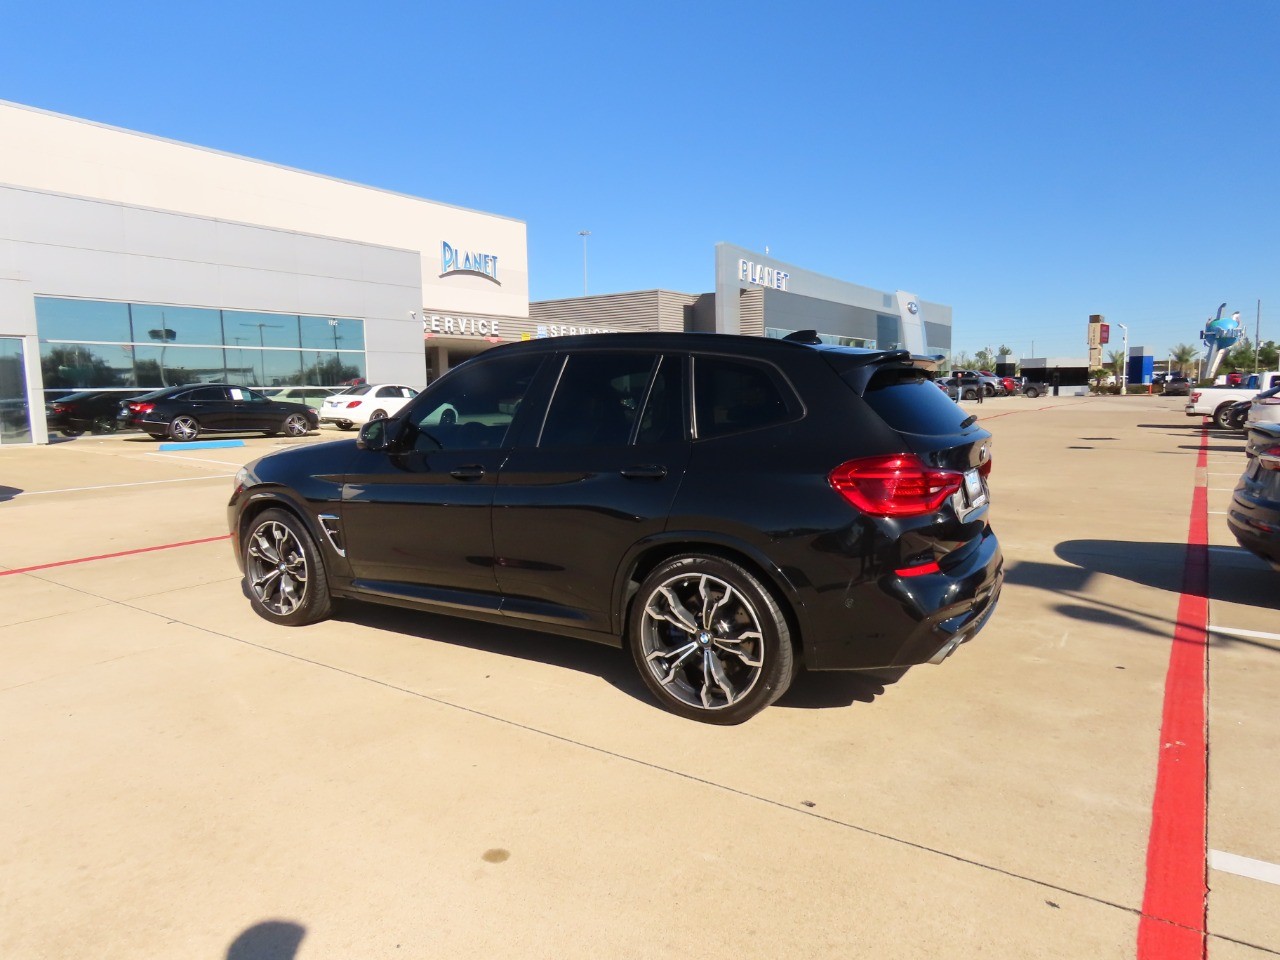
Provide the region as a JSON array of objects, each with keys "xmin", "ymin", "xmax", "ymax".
[{"xmin": 906, "ymin": 301, "xmax": 919, "ymax": 315}]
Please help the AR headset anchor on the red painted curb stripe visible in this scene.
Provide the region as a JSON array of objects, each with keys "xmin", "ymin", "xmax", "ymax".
[
  {"xmin": 1136, "ymin": 424, "xmax": 1209, "ymax": 958},
  {"xmin": 0, "ymin": 534, "xmax": 231, "ymax": 577}
]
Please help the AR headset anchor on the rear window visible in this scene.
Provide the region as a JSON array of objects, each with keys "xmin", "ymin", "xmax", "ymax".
[{"xmin": 862, "ymin": 369, "xmax": 973, "ymax": 435}]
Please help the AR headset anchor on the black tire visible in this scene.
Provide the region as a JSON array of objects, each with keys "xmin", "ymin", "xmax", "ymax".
[
  {"xmin": 61, "ymin": 428, "xmax": 84, "ymax": 438},
  {"xmin": 962, "ymin": 388, "xmax": 978, "ymax": 400},
  {"xmin": 168, "ymin": 415, "xmax": 200, "ymax": 442},
  {"xmin": 628, "ymin": 555, "xmax": 795, "ymax": 724},
  {"xmin": 1213, "ymin": 403, "xmax": 1234, "ymax": 429},
  {"xmin": 335, "ymin": 421, "xmax": 354, "ymax": 431},
  {"xmin": 243, "ymin": 508, "xmax": 332, "ymax": 626},
  {"xmin": 1024, "ymin": 386, "xmax": 1041, "ymax": 399},
  {"xmin": 92, "ymin": 416, "xmax": 117, "ymax": 434},
  {"xmin": 370, "ymin": 409, "xmax": 388, "ymax": 421}
]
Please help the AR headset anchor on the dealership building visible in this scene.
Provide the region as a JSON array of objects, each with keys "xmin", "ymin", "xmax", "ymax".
[{"xmin": 0, "ymin": 100, "xmax": 951, "ymax": 445}]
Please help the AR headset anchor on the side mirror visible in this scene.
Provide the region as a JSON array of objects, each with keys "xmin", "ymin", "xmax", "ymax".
[{"xmin": 356, "ymin": 418, "xmax": 391, "ymax": 451}]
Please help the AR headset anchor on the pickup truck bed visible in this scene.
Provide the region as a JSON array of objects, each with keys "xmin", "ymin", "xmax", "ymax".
[{"xmin": 1186, "ymin": 372, "xmax": 1280, "ymax": 426}]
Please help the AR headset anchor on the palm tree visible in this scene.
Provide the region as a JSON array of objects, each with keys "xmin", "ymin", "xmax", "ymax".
[
  {"xmin": 1106, "ymin": 348, "xmax": 1126, "ymax": 379},
  {"xmin": 1170, "ymin": 343, "xmax": 1199, "ymax": 377}
]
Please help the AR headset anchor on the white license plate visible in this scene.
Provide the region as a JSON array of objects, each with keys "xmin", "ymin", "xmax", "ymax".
[{"xmin": 963, "ymin": 468, "xmax": 987, "ymax": 507}]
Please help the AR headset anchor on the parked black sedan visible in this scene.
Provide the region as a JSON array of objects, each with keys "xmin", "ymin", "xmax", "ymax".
[
  {"xmin": 1228, "ymin": 423, "xmax": 1280, "ymax": 568},
  {"xmin": 120, "ymin": 384, "xmax": 319, "ymax": 441},
  {"xmin": 47, "ymin": 390, "xmax": 134, "ymax": 436}
]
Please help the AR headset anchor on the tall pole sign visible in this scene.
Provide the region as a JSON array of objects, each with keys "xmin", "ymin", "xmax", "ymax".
[{"xmin": 1087, "ymin": 314, "xmax": 1106, "ymax": 369}]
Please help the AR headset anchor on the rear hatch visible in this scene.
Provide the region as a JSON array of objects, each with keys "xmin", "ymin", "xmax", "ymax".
[{"xmin": 821, "ymin": 350, "xmax": 994, "ymax": 570}]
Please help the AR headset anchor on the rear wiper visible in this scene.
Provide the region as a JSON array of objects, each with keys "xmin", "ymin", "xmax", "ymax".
[{"xmin": 960, "ymin": 415, "xmax": 978, "ymax": 429}]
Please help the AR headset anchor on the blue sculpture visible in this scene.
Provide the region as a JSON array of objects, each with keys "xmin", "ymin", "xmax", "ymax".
[{"xmin": 1201, "ymin": 303, "xmax": 1242, "ymax": 380}]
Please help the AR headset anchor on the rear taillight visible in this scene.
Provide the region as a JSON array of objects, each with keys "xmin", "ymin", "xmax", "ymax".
[
  {"xmin": 346, "ymin": 400, "xmax": 363, "ymax": 408},
  {"xmin": 978, "ymin": 458, "xmax": 993, "ymax": 478},
  {"xmin": 829, "ymin": 455, "xmax": 964, "ymax": 518},
  {"xmin": 52, "ymin": 404, "xmax": 67, "ymax": 414},
  {"xmin": 1258, "ymin": 444, "xmax": 1280, "ymax": 470},
  {"xmin": 130, "ymin": 402, "xmax": 155, "ymax": 415},
  {"xmin": 1190, "ymin": 392, "xmax": 1201, "ymax": 403}
]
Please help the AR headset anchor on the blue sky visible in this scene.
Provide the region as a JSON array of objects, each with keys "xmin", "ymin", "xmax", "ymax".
[{"xmin": 2, "ymin": 0, "xmax": 1276, "ymax": 360}]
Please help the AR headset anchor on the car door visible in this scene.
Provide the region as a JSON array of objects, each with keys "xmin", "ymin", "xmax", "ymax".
[
  {"xmin": 232, "ymin": 388, "xmax": 280, "ymax": 430},
  {"xmin": 492, "ymin": 351, "xmax": 690, "ymax": 634},
  {"xmin": 339, "ymin": 354, "xmax": 546, "ymax": 611},
  {"xmin": 181, "ymin": 386, "xmax": 237, "ymax": 431}
]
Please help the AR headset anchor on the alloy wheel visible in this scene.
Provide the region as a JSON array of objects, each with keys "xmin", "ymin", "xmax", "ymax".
[
  {"xmin": 638, "ymin": 573, "xmax": 765, "ymax": 711},
  {"xmin": 169, "ymin": 416, "xmax": 199, "ymax": 441},
  {"xmin": 246, "ymin": 520, "xmax": 308, "ymax": 616},
  {"xmin": 283, "ymin": 413, "xmax": 309, "ymax": 437}
]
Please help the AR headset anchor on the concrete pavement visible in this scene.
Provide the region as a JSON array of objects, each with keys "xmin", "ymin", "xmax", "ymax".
[{"xmin": 1, "ymin": 400, "xmax": 1276, "ymax": 959}]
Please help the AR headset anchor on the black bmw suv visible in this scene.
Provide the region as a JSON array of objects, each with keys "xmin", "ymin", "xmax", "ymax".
[{"xmin": 229, "ymin": 332, "xmax": 1002, "ymax": 723}]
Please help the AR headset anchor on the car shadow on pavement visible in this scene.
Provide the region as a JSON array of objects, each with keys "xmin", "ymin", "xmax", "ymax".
[
  {"xmin": 0, "ymin": 485, "xmax": 21, "ymax": 502},
  {"xmin": 330, "ymin": 599, "xmax": 889, "ymax": 713},
  {"xmin": 330, "ymin": 601, "xmax": 653, "ymax": 705}
]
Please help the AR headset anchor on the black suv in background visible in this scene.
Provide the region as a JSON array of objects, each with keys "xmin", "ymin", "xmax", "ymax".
[
  {"xmin": 121, "ymin": 384, "xmax": 319, "ymax": 441},
  {"xmin": 229, "ymin": 332, "xmax": 1003, "ymax": 723}
]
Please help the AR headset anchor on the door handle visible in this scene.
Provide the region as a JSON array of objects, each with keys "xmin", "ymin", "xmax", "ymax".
[
  {"xmin": 620, "ymin": 464, "xmax": 667, "ymax": 480},
  {"xmin": 450, "ymin": 465, "xmax": 485, "ymax": 480}
]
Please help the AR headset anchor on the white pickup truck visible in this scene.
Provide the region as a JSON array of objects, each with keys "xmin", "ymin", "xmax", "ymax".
[{"xmin": 1185, "ymin": 371, "xmax": 1280, "ymax": 427}]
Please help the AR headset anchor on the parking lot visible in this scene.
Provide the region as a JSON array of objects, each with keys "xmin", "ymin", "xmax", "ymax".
[{"xmin": 1, "ymin": 396, "xmax": 1277, "ymax": 959}]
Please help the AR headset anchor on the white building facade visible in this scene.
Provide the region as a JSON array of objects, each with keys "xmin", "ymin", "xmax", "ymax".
[{"xmin": 0, "ymin": 100, "xmax": 530, "ymax": 444}]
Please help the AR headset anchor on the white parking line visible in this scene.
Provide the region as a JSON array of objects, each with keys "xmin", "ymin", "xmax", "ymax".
[
  {"xmin": 146, "ymin": 452, "xmax": 246, "ymax": 467},
  {"xmin": 13, "ymin": 475, "xmax": 235, "ymax": 496},
  {"xmin": 1208, "ymin": 850, "xmax": 1280, "ymax": 886},
  {"xmin": 1208, "ymin": 625, "xmax": 1280, "ymax": 643}
]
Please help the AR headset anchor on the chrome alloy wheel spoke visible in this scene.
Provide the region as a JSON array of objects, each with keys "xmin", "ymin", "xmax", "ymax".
[
  {"xmin": 702, "ymin": 648, "xmax": 737, "ymax": 707},
  {"xmin": 646, "ymin": 641, "xmax": 700, "ymax": 684},
  {"xmin": 698, "ymin": 575, "xmax": 733, "ymax": 630},
  {"xmin": 647, "ymin": 586, "xmax": 699, "ymax": 635},
  {"xmin": 712, "ymin": 630, "xmax": 763, "ymax": 668}
]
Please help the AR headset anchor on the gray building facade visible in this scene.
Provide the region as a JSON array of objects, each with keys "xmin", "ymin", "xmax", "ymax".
[{"xmin": 529, "ymin": 243, "xmax": 953, "ymax": 360}]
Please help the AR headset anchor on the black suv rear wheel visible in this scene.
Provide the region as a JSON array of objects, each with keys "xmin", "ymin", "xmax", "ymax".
[{"xmin": 629, "ymin": 555, "xmax": 795, "ymax": 724}]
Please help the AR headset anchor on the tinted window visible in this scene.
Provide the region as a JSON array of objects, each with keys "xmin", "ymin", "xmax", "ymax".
[
  {"xmin": 863, "ymin": 370, "xmax": 971, "ymax": 435},
  {"xmin": 635, "ymin": 355, "xmax": 685, "ymax": 445},
  {"xmin": 693, "ymin": 356, "xmax": 794, "ymax": 440},
  {"xmin": 187, "ymin": 387, "xmax": 228, "ymax": 402},
  {"xmin": 408, "ymin": 355, "xmax": 543, "ymax": 451},
  {"xmin": 539, "ymin": 353, "xmax": 657, "ymax": 448}
]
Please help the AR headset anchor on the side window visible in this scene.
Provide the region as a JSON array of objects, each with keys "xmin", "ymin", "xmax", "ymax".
[
  {"xmin": 693, "ymin": 356, "xmax": 795, "ymax": 440},
  {"xmin": 376, "ymin": 386, "xmax": 400, "ymax": 398},
  {"xmin": 634, "ymin": 355, "xmax": 685, "ymax": 445},
  {"xmin": 188, "ymin": 387, "xmax": 227, "ymax": 402},
  {"xmin": 408, "ymin": 355, "xmax": 543, "ymax": 451},
  {"xmin": 539, "ymin": 352, "xmax": 658, "ymax": 448}
]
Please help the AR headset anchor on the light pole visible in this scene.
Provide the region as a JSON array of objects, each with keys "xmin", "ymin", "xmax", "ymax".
[
  {"xmin": 1116, "ymin": 323, "xmax": 1129, "ymax": 394},
  {"xmin": 578, "ymin": 230, "xmax": 591, "ymax": 296},
  {"xmin": 241, "ymin": 321, "xmax": 283, "ymax": 387}
]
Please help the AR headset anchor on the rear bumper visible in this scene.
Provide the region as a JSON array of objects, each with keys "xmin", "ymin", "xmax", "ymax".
[{"xmin": 804, "ymin": 527, "xmax": 1004, "ymax": 670}]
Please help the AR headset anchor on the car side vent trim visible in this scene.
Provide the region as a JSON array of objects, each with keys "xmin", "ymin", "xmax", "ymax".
[{"xmin": 317, "ymin": 514, "xmax": 346, "ymax": 557}]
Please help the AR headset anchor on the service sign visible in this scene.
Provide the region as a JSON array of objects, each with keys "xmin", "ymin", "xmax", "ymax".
[
  {"xmin": 423, "ymin": 314, "xmax": 501, "ymax": 338},
  {"xmin": 440, "ymin": 241, "xmax": 501, "ymax": 285}
]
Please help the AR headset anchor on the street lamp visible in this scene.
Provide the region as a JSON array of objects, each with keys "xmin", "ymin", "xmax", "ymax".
[
  {"xmin": 1116, "ymin": 323, "xmax": 1129, "ymax": 394},
  {"xmin": 578, "ymin": 230, "xmax": 591, "ymax": 296},
  {"xmin": 240, "ymin": 321, "xmax": 283, "ymax": 387}
]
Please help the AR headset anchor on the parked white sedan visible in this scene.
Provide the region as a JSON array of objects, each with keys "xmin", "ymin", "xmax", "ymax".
[{"xmin": 319, "ymin": 383, "xmax": 418, "ymax": 430}]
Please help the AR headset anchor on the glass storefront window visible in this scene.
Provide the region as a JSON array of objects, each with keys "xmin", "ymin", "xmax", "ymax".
[
  {"xmin": 130, "ymin": 304, "xmax": 224, "ymax": 348},
  {"xmin": 301, "ymin": 316, "xmax": 364, "ymax": 351},
  {"xmin": 0, "ymin": 338, "xmax": 33, "ymax": 444},
  {"xmin": 35, "ymin": 298, "xmax": 132, "ymax": 342},
  {"xmin": 36, "ymin": 298, "xmax": 367, "ymax": 394},
  {"xmin": 227, "ymin": 310, "xmax": 301, "ymax": 349}
]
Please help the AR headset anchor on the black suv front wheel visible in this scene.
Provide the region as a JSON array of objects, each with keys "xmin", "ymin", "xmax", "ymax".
[
  {"xmin": 629, "ymin": 555, "xmax": 795, "ymax": 724},
  {"xmin": 243, "ymin": 508, "xmax": 332, "ymax": 626}
]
